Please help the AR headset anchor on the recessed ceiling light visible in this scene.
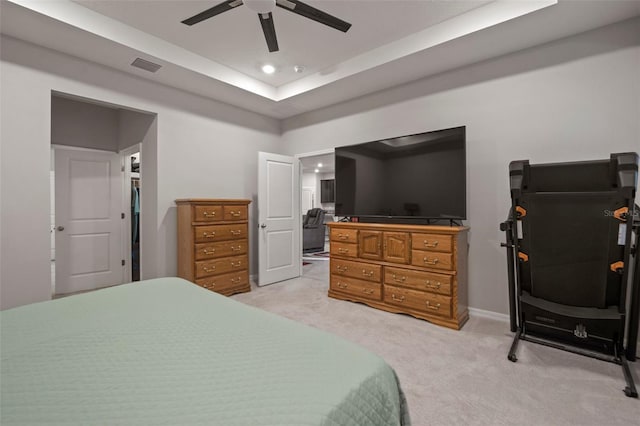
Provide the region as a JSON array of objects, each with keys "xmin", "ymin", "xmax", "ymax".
[
  {"xmin": 294, "ymin": 65, "xmax": 305, "ymax": 73},
  {"xmin": 317, "ymin": 163, "xmax": 323, "ymax": 167},
  {"xmin": 261, "ymin": 64, "xmax": 276, "ymax": 74},
  {"xmin": 314, "ymin": 169, "xmax": 319, "ymax": 173}
]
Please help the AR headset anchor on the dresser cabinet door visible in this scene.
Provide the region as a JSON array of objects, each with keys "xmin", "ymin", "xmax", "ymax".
[
  {"xmin": 383, "ymin": 232, "xmax": 410, "ymax": 264},
  {"xmin": 359, "ymin": 230, "xmax": 382, "ymax": 260}
]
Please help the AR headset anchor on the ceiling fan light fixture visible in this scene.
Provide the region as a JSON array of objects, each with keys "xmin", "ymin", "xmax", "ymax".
[{"xmin": 245, "ymin": 0, "xmax": 276, "ymax": 14}]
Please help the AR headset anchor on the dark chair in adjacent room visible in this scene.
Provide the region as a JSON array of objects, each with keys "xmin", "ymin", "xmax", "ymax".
[{"xmin": 303, "ymin": 208, "xmax": 326, "ymax": 252}]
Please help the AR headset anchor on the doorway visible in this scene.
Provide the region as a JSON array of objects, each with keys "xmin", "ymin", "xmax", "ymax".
[
  {"xmin": 121, "ymin": 146, "xmax": 141, "ymax": 282},
  {"xmin": 297, "ymin": 149, "xmax": 335, "ymax": 267},
  {"xmin": 50, "ymin": 93, "xmax": 154, "ymax": 296}
]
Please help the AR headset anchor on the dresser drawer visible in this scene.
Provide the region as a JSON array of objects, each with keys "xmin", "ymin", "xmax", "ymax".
[
  {"xmin": 331, "ymin": 242, "xmax": 358, "ymax": 258},
  {"xmin": 384, "ymin": 267, "xmax": 452, "ymax": 296},
  {"xmin": 411, "ymin": 250, "xmax": 453, "ymax": 271},
  {"xmin": 331, "ymin": 275, "xmax": 382, "ymax": 301},
  {"xmin": 193, "ymin": 205, "xmax": 223, "ymax": 222},
  {"xmin": 331, "ymin": 258, "xmax": 381, "ymax": 283},
  {"xmin": 330, "ymin": 228, "xmax": 358, "ymax": 243},
  {"xmin": 195, "ymin": 240, "xmax": 247, "ymax": 261},
  {"xmin": 384, "ymin": 285, "xmax": 452, "ymax": 318},
  {"xmin": 411, "ymin": 233, "xmax": 453, "ymax": 253},
  {"xmin": 196, "ymin": 271, "xmax": 248, "ymax": 293},
  {"xmin": 194, "ymin": 223, "xmax": 248, "ymax": 243},
  {"xmin": 223, "ymin": 205, "xmax": 248, "ymax": 221},
  {"xmin": 195, "ymin": 255, "xmax": 247, "ymax": 279}
]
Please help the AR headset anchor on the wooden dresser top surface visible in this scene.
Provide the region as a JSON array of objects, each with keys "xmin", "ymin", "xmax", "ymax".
[
  {"xmin": 175, "ymin": 199, "xmax": 251, "ymax": 205},
  {"xmin": 327, "ymin": 222, "xmax": 468, "ymax": 233}
]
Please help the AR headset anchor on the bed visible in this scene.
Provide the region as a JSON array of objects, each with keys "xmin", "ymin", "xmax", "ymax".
[{"xmin": 1, "ymin": 277, "xmax": 410, "ymax": 425}]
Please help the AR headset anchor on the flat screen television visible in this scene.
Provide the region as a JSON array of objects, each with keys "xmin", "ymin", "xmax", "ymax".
[{"xmin": 335, "ymin": 126, "xmax": 466, "ymax": 221}]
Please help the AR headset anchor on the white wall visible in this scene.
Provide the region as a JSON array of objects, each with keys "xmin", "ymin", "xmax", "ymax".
[
  {"xmin": 281, "ymin": 18, "xmax": 640, "ymax": 315},
  {"xmin": 0, "ymin": 35, "xmax": 281, "ymax": 309}
]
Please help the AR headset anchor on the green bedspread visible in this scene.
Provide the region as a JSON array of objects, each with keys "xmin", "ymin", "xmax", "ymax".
[{"xmin": 1, "ymin": 277, "xmax": 409, "ymax": 425}]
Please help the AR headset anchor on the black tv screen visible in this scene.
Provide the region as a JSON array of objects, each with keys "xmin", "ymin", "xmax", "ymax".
[{"xmin": 335, "ymin": 126, "xmax": 466, "ymax": 220}]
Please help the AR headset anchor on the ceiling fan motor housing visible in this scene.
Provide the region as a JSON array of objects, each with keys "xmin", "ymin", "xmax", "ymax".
[{"xmin": 244, "ymin": 0, "xmax": 276, "ymax": 14}]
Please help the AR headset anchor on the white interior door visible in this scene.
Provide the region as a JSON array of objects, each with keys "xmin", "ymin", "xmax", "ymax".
[
  {"xmin": 258, "ymin": 152, "xmax": 301, "ymax": 286},
  {"xmin": 55, "ymin": 148, "xmax": 124, "ymax": 294}
]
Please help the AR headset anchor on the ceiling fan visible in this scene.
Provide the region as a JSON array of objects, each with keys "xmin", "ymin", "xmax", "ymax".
[{"xmin": 181, "ymin": 0, "xmax": 352, "ymax": 53}]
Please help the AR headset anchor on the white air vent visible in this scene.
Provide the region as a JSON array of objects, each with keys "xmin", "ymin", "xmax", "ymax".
[{"xmin": 131, "ymin": 58, "xmax": 162, "ymax": 73}]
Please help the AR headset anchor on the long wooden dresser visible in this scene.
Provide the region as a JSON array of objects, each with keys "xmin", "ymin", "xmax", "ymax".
[
  {"xmin": 327, "ymin": 222, "xmax": 469, "ymax": 330},
  {"xmin": 176, "ymin": 199, "xmax": 251, "ymax": 296}
]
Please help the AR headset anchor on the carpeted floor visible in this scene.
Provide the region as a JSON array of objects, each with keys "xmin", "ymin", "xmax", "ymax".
[{"xmin": 232, "ymin": 260, "xmax": 640, "ymax": 426}]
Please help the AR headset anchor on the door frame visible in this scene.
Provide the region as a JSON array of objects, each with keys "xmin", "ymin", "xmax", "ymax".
[
  {"xmin": 295, "ymin": 148, "xmax": 335, "ymax": 255},
  {"xmin": 120, "ymin": 143, "xmax": 141, "ymax": 283},
  {"xmin": 51, "ymin": 144, "xmax": 127, "ymax": 293}
]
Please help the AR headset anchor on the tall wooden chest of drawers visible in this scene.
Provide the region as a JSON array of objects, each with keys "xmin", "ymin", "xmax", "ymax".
[
  {"xmin": 327, "ymin": 222, "xmax": 469, "ymax": 330},
  {"xmin": 176, "ymin": 199, "xmax": 251, "ymax": 296}
]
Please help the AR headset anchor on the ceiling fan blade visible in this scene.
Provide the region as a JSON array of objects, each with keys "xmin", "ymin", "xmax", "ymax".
[
  {"xmin": 275, "ymin": 0, "xmax": 351, "ymax": 32},
  {"xmin": 181, "ymin": 0, "xmax": 243, "ymax": 26},
  {"xmin": 259, "ymin": 13, "xmax": 279, "ymax": 52}
]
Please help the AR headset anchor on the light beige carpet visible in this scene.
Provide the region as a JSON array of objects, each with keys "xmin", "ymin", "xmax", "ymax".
[{"xmin": 233, "ymin": 260, "xmax": 640, "ymax": 426}]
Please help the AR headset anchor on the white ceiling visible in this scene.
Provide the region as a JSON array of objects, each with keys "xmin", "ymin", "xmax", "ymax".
[
  {"xmin": 2, "ymin": 0, "xmax": 639, "ymax": 118},
  {"xmin": 73, "ymin": 0, "xmax": 492, "ymax": 87}
]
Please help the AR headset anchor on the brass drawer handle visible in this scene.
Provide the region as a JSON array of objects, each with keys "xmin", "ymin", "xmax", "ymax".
[
  {"xmin": 362, "ymin": 269, "xmax": 374, "ymax": 278},
  {"xmin": 423, "ymin": 240, "xmax": 439, "ymax": 248},
  {"xmin": 425, "ymin": 280, "xmax": 442, "ymax": 290},
  {"xmin": 391, "ymin": 294, "xmax": 405, "ymax": 302},
  {"xmin": 392, "ymin": 274, "xmax": 406, "ymax": 283},
  {"xmin": 363, "ymin": 288, "xmax": 374, "ymax": 295},
  {"xmin": 337, "ymin": 233, "xmax": 349, "ymax": 240},
  {"xmin": 338, "ymin": 248, "xmax": 350, "ymax": 254},
  {"xmin": 202, "ymin": 282, "xmax": 216, "ymax": 289},
  {"xmin": 229, "ymin": 211, "xmax": 241, "ymax": 217},
  {"xmin": 230, "ymin": 230, "xmax": 242, "ymax": 236},
  {"xmin": 231, "ymin": 261, "xmax": 242, "ymax": 268},
  {"xmin": 203, "ymin": 211, "xmax": 216, "ymax": 217},
  {"xmin": 423, "ymin": 257, "xmax": 439, "ymax": 265},
  {"xmin": 203, "ymin": 232, "xmax": 216, "ymax": 238},
  {"xmin": 231, "ymin": 246, "xmax": 242, "ymax": 252},
  {"xmin": 426, "ymin": 301, "xmax": 441, "ymax": 310},
  {"xmin": 203, "ymin": 266, "xmax": 216, "ymax": 273},
  {"xmin": 337, "ymin": 282, "xmax": 348, "ymax": 289},
  {"xmin": 231, "ymin": 277, "xmax": 241, "ymax": 284},
  {"xmin": 336, "ymin": 265, "xmax": 348, "ymax": 273},
  {"xmin": 203, "ymin": 248, "xmax": 216, "ymax": 255}
]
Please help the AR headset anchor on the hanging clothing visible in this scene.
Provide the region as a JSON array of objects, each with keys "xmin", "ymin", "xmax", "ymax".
[{"xmin": 131, "ymin": 184, "xmax": 140, "ymax": 244}]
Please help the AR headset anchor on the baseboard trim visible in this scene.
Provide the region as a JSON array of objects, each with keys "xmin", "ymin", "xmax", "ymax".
[{"xmin": 468, "ymin": 307, "xmax": 510, "ymax": 322}]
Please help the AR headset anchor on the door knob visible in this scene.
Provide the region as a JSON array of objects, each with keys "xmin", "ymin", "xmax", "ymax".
[
  {"xmin": 260, "ymin": 224, "xmax": 267, "ymax": 228},
  {"xmin": 56, "ymin": 226, "xmax": 65, "ymax": 231}
]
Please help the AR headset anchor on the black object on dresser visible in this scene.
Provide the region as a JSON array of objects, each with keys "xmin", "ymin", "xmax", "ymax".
[{"xmin": 501, "ymin": 152, "xmax": 639, "ymax": 398}]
